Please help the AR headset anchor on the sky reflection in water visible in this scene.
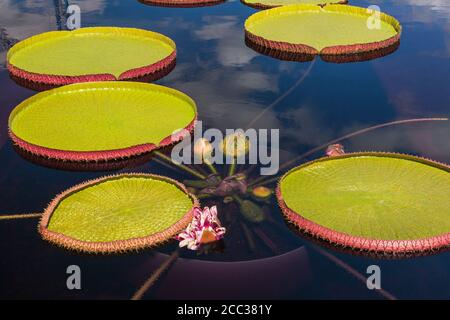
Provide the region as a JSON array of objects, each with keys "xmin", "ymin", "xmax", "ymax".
[{"xmin": 0, "ymin": 0, "xmax": 449, "ymax": 299}]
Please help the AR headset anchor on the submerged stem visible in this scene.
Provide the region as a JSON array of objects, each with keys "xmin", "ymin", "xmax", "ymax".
[
  {"xmin": 245, "ymin": 60, "xmax": 316, "ymax": 130},
  {"xmin": 153, "ymin": 151, "xmax": 206, "ymax": 180},
  {"xmin": 131, "ymin": 250, "xmax": 179, "ymax": 300},
  {"xmin": 197, "ymin": 194, "xmax": 214, "ymax": 200},
  {"xmin": 253, "ymin": 227, "xmax": 278, "ymax": 254},
  {"xmin": 313, "ymin": 246, "xmax": 397, "ymax": 300},
  {"xmin": 250, "ymin": 117, "xmax": 448, "ymax": 187},
  {"xmin": 240, "ymin": 221, "xmax": 256, "ymax": 252},
  {"xmin": 205, "ymin": 160, "xmax": 219, "ymax": 175},
  {"xmin": 0, "ymin": 213, "xmax": 42, "ymax": 220},
  {"xmin": 228, "ymin": 159, "xmax": 236, "ymax": 177}
]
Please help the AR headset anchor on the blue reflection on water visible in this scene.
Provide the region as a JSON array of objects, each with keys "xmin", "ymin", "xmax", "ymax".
[{"xmin": 0, "ymin": 0, "xmax": 448, "ymax": 299}]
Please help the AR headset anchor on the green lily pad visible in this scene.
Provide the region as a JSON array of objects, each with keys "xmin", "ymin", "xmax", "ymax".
[
  {"xmin": 39, "ymin": 174, "xmax": 198, "ymax": 253},
  {"xmin": 245, "ymin": 4, "xmax": 401, "ymax": 62},
  {"xmin": 277, "ymin": 153, "xmax": 450, "ymax": 253},
  {"xmin": 9, "ymin": 81, "xmax": 197, "ymax": 162},
  {"xmin": 7, "ymin": 27, "xmax": 176, "ymax": 88}
]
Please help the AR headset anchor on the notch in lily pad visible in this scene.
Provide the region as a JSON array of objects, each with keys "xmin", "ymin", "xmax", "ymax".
[
  {"xmin": 138, "ymin": 0, "xmax": 226, "ymax": 8},
  {"xmin": 7, "ymin": 27, "xmax": 176, "ymax": 90},
  {"xmin": 245, "ymin": 4, "xmax": 401, "ymax": 63},
  {"xmin": 241, "ymin": 0, "xmax": 348, "ymax": 10}
]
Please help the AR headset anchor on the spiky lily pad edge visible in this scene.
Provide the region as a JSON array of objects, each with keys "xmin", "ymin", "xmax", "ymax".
[
  {"xmin": 244, "ymin": 5, "xmax": 402, "ymax": 63},
  {"xmin": 244, "ymin": 34, "xmax": 400, "ymax": 63},
  {"xmin": 139, "ymin": 0, "xmax": 226, "ymax": 8},
  {"xmin": 240, "ymin": 0, "xmax": 348, "ymax": 11},
  {"xmin": 8, "ymin": 84, "xmax": 197, "ymax": 162},
  {"xmin": 38, "ymin": 173, "xmax": 200, "ymax": 254},
  {"xmin": 12, "ymin": 143, "xmax": 157, "ymax": 172},
  {"xmin": 9, "ymin": 117, "xmax": 195, "ymax": 162},
  {"xmin": 7, "ymin": 53, "xmax": 176, "ymax": 91},
  {"xmin": 7, "ymin": 27, "xmax": 176, "ymax": 91},
  {"xmin": 275, "ymin": 152, "xmax": 450, "ymax": 255}
]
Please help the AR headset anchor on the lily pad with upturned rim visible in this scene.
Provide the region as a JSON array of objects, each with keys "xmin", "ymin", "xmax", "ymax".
[
  {"xmin": 8, "ymin": 81, "xmax": 197, "ymax": 162},
  {"xmin": 241, "ymin": 0, "xmax": 347, "ymax": 10},
  {"xmin": 12, "ymin": 145, "xmax": 158, "ymax": 172},
  {"xmin": 7, "ymin": 27, "xmax": 176, "ymax": 90},
  {"xmin": 39, "ymin": 173, "xmax": 199, "ymax": 253},
  {"xmin": 276, "ymin": 153, "xmax": 450, "ymax": 254},
  {"xmin": 245, "ymin": 4, "xmax": 401, "ymax": 62},
  {"xmin": 138, "ymin": 0, "xmax": 226, "ymax": 8}
]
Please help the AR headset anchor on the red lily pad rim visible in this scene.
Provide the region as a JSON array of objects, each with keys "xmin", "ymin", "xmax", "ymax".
[
  {"xmin": 7, "ymin": 27, "xmax": 176, "ymax": 88},
  {"xmin": 276, "ymin": 152, "xmax": 450, "ymax": 254},
  {"xmin": 8, "ymin": 82, "xmax": 197, "ymax": 162},
  {"xmin": 241, "ymin": 0, "xmax": 348, "ymax": 10},
  {"xmin": 138, "ymin": 0, "xmax": 226, "ymax": 8},
  {"xmin": 244, "ymin": 4, "xmax": 402, "ymax": 60},
  {"xmin": 39, "ymin": 173, "xmax": 199, "ymax": 254}
]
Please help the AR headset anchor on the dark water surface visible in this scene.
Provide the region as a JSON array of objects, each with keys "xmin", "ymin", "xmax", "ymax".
[{"xmin": 0, "ymin": 0, "xmax": 449, "ymax": 299}]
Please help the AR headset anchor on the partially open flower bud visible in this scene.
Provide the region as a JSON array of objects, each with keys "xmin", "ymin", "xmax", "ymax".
[
  {"xmin": 194, "ymin": 138, "xmax": 213, "ymax": 162},
  {"xmin": 252, "ymin": 186, "xmax": 272, "ymax": 199},
  {"xmin": 326, "ymin": 144, "xmax": 345, "ymax": 157},
  {"xmin": 221, "ymin": 132, "xmax": 250, "ymax": 158}
]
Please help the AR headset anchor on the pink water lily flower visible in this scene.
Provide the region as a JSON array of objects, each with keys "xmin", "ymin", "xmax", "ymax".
[
  {"xmin": 326, "ymin": 143, "xmax": 345, "ymax": 157},
  {"xmin": 176, "ymin": 206, "xmax": 226, "ymax": 250}
]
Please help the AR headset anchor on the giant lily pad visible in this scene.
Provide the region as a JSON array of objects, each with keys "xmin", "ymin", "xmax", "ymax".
[
  {"xmin": 7, "ymin": 27, "xmax": 176, "ymax": 90},
  {"xmin": 9, "ymin": 81, "xmax": 197, "ymax": 162},
  {"xmin": 241, "ymin": 0, "xmax": 347, "ymax": 10},
  {"xmin": 276, "ymin": 153, "xmax": 450, "ymax": 254},
  {"xmin": 245, "ymin": 4, "xmax": 401, "ymax": 62},
  {"xmin": 39, "ymin": 173, "xmax": 199, "ymax": 253},
  {"xmin": 139, "ymin": 0, "xmax": 225, "ymax": 8}
]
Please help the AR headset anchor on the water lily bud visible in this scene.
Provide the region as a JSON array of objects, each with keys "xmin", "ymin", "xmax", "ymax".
[
  {"xmin": 252, "ymin": 186, "xmax": 272, "ymax": 199},
  {"xmin": 194, "ymin": 138, "xmax": 213, "ymax": 162},
  {"xmin": 326, "ymin": 144, "xmax": 345, "ymax": 157},
  {"xmin": 221, "ymin": 132, "xmax": 250, "ymax": 158},
  {"xmin": 223, "ymin": 196, "xmax": 234, "ymax": 204},
  {"xmin": 186, "ymin": 187, "xmax": 198, "ymax": 195},
  {"xmin": 240, "ymin": 200, "xmax": 265, "ymax": 223}
]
